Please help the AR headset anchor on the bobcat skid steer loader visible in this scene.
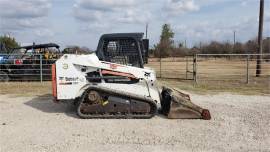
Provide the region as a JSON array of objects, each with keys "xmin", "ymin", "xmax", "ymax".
[{"xmin": 52, "ymin": 33, "xmax": 211, "ymax": 119}]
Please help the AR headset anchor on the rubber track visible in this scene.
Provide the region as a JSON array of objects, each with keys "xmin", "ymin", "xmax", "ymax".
[{"xmin": 76, "ymin": 86, "xmax": 157, "ymax": 119}]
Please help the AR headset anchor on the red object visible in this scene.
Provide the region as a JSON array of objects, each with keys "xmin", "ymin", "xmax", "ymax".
[
  {"xmin": 110, "ymin": 64, "xmax": 118, "ymax": 69},
  {"xmin": 14, "ymin": 59, "xmax": 23, "ymax": 65},
  {"xmin": 201, "ymin": 109, "xmax": 211, "ymax": 120},
  {"xmin": 101, "ymin": 70, "xmax": 136, "ymax": 79},
  {"xmin": 51, "ymin": 64, "xmax": 58, "ymax": 101},
  {"xmin": 107, "ymin": 63, "xmax": 124, "ymax": 69}
]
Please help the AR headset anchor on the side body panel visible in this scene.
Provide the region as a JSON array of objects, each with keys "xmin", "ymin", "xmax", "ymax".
[{"xmin": 55, "ymin": 54, "xmax": 160, "ymax": 103}]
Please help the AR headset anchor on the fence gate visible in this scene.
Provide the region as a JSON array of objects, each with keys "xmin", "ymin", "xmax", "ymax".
[
  {"xmin": 146, "ymin": 56, "xmax": 195, "ymax": 80},
  {"xmin": 185, "ymin": 56, "xmax": 195, "ymax": 80}
]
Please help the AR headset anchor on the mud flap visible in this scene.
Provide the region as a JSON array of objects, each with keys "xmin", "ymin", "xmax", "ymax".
[{"xmin": 160, "ymin": 87, "xmax": 211, "ymax": 120}]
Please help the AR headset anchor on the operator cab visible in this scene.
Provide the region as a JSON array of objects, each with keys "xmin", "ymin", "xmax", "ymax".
[{"xmin": 96, "ymin": 33, "xmax": 149, "ymax": 68}]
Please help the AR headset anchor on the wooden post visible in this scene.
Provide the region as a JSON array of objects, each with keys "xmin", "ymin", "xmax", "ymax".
[{"xmin": 256, "ymin": 0, "xmax": 264, "ymax": 77}]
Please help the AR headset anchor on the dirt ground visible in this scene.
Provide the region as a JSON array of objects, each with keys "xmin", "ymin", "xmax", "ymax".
[{"xmin": 1, "ymin": 93, "xmax": 270, "ymax": 152}]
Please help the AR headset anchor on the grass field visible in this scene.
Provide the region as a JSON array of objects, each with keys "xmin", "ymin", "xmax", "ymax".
[
  {"xmin": 146, "ymin": 57, "xmax": 270, "ymax": 95},
  {"xmin": 146, "ymin": 57, "xmax": 270, "ymax": 80},
  {"xmin": 0, "ymin": 82, "xmax": 52, "ymax": 96}
]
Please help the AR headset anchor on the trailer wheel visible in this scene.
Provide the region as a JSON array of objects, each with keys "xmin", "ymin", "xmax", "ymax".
[{"xmin": 0, "ymin": 71, "xmax": 9, "ymax": 82}]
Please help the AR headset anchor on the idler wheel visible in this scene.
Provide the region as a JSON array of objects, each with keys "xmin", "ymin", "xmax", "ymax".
[{"xmin": 87, "ymin": 90, "xmax": 101, "ymax": 104}]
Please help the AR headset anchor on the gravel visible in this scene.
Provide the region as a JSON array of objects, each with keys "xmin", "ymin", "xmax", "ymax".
[{"xmin": 0, "ymin": 93, "xmax": 270, "ymax": 152}]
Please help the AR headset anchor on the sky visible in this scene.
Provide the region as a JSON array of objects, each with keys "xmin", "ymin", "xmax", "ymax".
[{"xmin": 0, "ymin": 0, "xmax": 269, "ymax": 50}]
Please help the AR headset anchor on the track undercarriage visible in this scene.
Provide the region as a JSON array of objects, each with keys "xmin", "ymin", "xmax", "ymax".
[{"xmin": 76, "ymin": 86, "xmax": 157, "ymax": 119}]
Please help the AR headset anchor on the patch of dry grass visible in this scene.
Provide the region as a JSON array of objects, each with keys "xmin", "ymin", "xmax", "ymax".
[
  {"xmin": 0, "ymin": 78, "xmax": 269, "ymax": 97},
  {"xmin": 159, "ymin": 78, "xmax": 270, "ymax": 95},
  {"xmin": 0, "ymin": 82, "xmax": 51, "ymax": 96}
]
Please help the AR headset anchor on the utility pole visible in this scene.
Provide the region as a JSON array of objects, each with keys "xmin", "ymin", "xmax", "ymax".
[
  {"xmin": 145, "ymin": 23, "xmax": 148, "ymax": 39},
  {"xmin": 256, "ymin": 0, "xmax": 264, "ymax": 77},
  {"xmin": 233, "ymin": 31, "xmax": 236, "ymax": 52}
]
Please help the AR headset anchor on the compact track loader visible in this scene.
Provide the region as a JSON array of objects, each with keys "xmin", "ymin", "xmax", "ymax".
[{"xmin": 52, "ymin": 33, "xmax": 211, "ymax": 119}]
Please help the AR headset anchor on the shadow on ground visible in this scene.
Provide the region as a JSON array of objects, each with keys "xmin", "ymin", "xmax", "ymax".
[
  {"xmin": 24, "ymin": 94, "xmax": 169, "ymax": 119},
  {"xmin": 24, "ymin": 94, "xmax": 78, "ymax": 118}
]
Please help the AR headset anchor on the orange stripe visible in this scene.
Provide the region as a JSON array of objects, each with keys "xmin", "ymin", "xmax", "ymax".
[
  {"xmin": 101, "ymin": 70, "xmax": 136, "ymax": 79},
  {"xmin": 52, "ymin": 64, "xmax": 57, "ymax": 98}
]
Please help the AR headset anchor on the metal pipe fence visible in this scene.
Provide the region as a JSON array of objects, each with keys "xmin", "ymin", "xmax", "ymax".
[
  {"xmin": 0, "ymin": 54, "xmax": 60, "ymax": 82},
  {"xmin": 195, "ymin": 54, "xmax": 270, "ymax": 84},
  {"xmin": 145, "ymin": 56, "xmax": 195, "ymax": 80},
  {"xmin": 146, "ymin": 54, "xmax": 270, "ymax": 85}
]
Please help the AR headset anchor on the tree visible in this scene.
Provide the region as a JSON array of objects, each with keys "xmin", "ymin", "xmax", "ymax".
[
  {"xmin": 233, "ymin": 42, "xmax": 244, "ymax": 54},
  {"xmin": 0, "ymin": 35, "xmax": 20, "ymax": 52},
  {"xmin": 263, "ymin": 37, "xmax": 270, "ymax": 53},
  {"xmin": 244, "ymin": 39, "xmax": 257, "ymax": 54},
  {"xmin": 155, "ymin": 24, "xmax": 174, "ymax": 57}
]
